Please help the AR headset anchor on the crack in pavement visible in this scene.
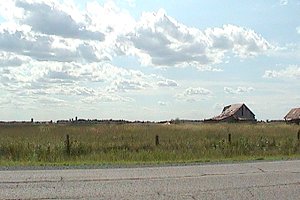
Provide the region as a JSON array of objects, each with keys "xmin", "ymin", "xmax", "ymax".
[
  {"xmin": 2, "ymin": 181, "xmax": 300, "ymax": 200},
  {"xmin": 0, "ymin": 174, "xmax": 246, "ymax": 185},
  {"xmin": 196, "ymin": 181, "xmax": 300, "ymax": 193},
  {"xmin": 256, "ymin": 167, "xmax": 265, "ymax": 173},
  {"xmin": 0, "ymin": 170, "xmax": 276, "ymax": 185}
]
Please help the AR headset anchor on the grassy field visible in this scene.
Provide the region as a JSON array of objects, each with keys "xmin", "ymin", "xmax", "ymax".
[{"xmin": 0, "ymin": 123, "xmax": 299, "ymax": 166}]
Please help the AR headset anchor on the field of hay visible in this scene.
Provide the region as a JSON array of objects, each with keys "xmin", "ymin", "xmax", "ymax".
[{"xmin": 0, "ymin": 123, "xmax": 299, "ymax": 166}]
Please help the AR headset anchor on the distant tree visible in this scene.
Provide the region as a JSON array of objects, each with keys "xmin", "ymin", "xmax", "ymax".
[{"xmin": 171, "ymin": 118, "xmax": 180, "ymax": 124}]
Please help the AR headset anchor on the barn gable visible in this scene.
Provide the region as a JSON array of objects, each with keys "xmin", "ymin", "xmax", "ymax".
[{"xmin": 284, "ymin": 108, "xmax": 300, "ymax": 124}]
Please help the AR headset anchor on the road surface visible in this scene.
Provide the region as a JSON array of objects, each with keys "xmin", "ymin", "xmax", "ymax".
[{"xmin": 0, "ymin": 160, "xmax": 300, "ymax": 199}]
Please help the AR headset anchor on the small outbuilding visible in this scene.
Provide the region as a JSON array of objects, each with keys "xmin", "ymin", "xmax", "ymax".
[
  {"xmin": 284, "ymin": 108, "xmax": 300, "ymax": 125},
  {"xmin": 206, "ymin": 103, "xmax": 256, "ymax": 122}
]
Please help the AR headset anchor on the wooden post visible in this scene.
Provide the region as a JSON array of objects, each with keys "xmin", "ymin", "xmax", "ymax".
[
  {"xmin": 228, "ymin": 133, "xmax": 231, "ymax": 144},
  {"xmin": 155, "ymin": 135, "xmax": 159, "ymax": 146},
  {"xmin": 65, "ymin": 134, "xmax": 70, "ymax": 156},
  {"xmin": 47, "ymin": 144, "xmax": 51, "ymax": 155},
  {"xmin": 297, "ymin": 130, "xmax": 300, "ymax": 141}
]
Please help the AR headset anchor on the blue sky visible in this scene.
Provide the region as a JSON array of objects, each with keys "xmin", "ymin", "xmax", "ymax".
[{"xmin": 0, "ymin": 0, "xmax": 299, "ymax": 121}]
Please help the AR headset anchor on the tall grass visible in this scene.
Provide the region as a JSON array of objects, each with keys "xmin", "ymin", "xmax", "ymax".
[{"xmin": 0, "ymin": 123, "xmax": 299, "ymax": 165}]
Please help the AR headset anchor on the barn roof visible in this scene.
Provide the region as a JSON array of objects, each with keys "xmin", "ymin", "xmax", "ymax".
[
  {"xmin": 212, "ymin": 104, "xmax": 243, "ymax": 120},
  {"xmin": 212, "ymin": 103, "xmax": 254, "ymax": 121},
  {"xmin": 284, "ymin": 108, "xmax": 300, "ymax": 120}
]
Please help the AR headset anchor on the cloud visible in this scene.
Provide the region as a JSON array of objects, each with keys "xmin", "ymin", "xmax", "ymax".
[
  {"xmin": 0, "ymin": 1, "xmax": 272, "ymax": 71},
  {"xmin": 0, "ymin": 52, "xmax": 29, "ymax": 67},
  {"xmin": 0, "ymin": 71, "xmax": 135, "ymax": 106},
  {"xmin": 0, "ymin": 0, "xmax": 281, "ymax": 116},
  {"xmin": 81, "ymin": 94, "xmax": 134, "ymax": 103},
  {"xmin": 0, "ymin": 101, "xmax": 11, "ymax": 108},
  {"xmin": 0, "ymin": 25, "xmax": 105, "ymax": 63},
  {"xmin": 34, "ymin": 96, "xmax": 67, "ymax": 106},
  {"xmin": 280, "ymin": 0, "xmax": 288, "ymax": 6},
  {"xmin": 85, "ymin": 1, "xmax": 135, "ymax": 35},
  {"xmin": 224, "ymin": 86, "xmax": 255, "ymax": 94},
  {"xmin": 158, "ymin": 101, "xmax": 167, "ymax": 106},
  {"xmin": 126, "ymin": 0, "xmax": 136, "ymax": 7},
  {"xmin": 0, "ymin": 0, "xmax": 119, "ymax": 64},
  {"xmin": 0, "ymin": 94, "xmax": 28, "ymax": 108},
  {"xmin": 205, "ymin": 25, "xmax": 271, "ymax": 58},
  {"xmin": 121, "ymin": 9, "xmax": 272, "ymax": 69},
  {"xmin": 108, "ymin": 73, "xmax": 178, "ymax": 92},
  {"xmin": 297, "ymin": 27, "xmax": 300, "ymax": 34},
  {"xmin": 177, "ymin": 87, "xmax": 212, "ymax": 102},
  {"xmin": 0, "ymin": 92, "xmax": 69, "ymax": 109},
  {"xmin": 157, "ymin": 79, "xmax": 178, "ymax": 87},
  {"xmin": 184, "ymin": 87, "xmax": 212, "ymax": 96},
  {"xmin": 0, "ymin": 1, "xmax": 24, "ymax": 20},
  {"xmin": 263, "ymin": 65, "xmax": 300, "ymax": 79},
  {"xmin": 110, "ymin": 79, "xmax": 151, "ymax": 92},
  {"xmin": 15, "ymin": 0, "xmax": 105, "ymax": 41},
  {"xmin": 0, "ymin": 60, "xmax": 177, "ymax": 102}
]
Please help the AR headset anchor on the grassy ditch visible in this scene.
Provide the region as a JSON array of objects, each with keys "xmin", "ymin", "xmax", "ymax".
[{"xmin": 0, "ymin": 123, "xmax": 299, "ymax": 166}]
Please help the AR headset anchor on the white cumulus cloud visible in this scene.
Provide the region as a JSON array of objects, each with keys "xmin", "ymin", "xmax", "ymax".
[
  {"xmin": 0, "ymin": 1, "xmax": 273, "ymax": 71},
  {"xmin": 121, "ymin": 9, "xmax": 272, "ymax": 70},
  {"xmin": 176, "ymin": 87, "xmax": 212, "ymax": 102},
  {"xmin": 184, "ymin": 87, "xmax": 212, "ymax": 96},
  {"xmin": 157, "ymin": 79, "xmax": 178, "ymax": 87},
  {"xmin": 224, "ymin": 86, "xmax": 255, "ymax": 94},
  {"xmin": 0, "ymin": 60, "xmax": 178, "ymax": 104},
  {"xmin": 15, "ymin": 0, "xmax": 105, "ymax": 41},
  {"xmin": 263, "ymin": 65, "xmax": 300, "ymax": 79}
]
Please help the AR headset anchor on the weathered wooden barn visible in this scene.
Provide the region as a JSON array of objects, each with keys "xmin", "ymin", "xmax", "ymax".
[
  {"xmin": 207, "ymin": 103, "xmax": 256, "ymax": 122},
  {"xmin": 284, "ymin": 108, "xmax": 300, "ymax": 124}
]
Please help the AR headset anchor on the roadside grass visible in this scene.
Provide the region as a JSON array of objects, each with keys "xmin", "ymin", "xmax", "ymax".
[{"xmin": 0, "ymin": 123, "xmax": 299, "ymax": 166}]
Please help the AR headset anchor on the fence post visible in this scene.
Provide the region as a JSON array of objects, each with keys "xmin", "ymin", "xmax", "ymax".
[
  {"xmin": 298, "ymin": 130, "xmax": 300, "ymax": 141},
  {"xmin": 47, "ymin": 144, "xmax": 51, "ymax": 155},
  {"xmin": 65, "ymin": 134, "xmax": 71, "ymax": 156},
  {"xmin": 155, "ymin": 135, "xmax": 159, "ymax": 146},
  {"xmin": 228, "ymin": 133, "xmax": 231, "ymax": 144}
]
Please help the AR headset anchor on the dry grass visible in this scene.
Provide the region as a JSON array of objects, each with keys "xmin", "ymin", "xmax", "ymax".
[{"xmin": 0, "ymin": 123, "xmax": 299, "ymax": 166}]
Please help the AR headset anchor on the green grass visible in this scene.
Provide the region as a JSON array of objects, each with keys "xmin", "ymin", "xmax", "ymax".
[{"xmin": 0, "ymin": 123, "xmax": 299, "ymax": 166}]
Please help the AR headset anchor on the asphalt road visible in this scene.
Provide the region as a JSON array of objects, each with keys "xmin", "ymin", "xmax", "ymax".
[{"xmin": 0, "ymin": 160, "xmax": 300, "ymax": 199}]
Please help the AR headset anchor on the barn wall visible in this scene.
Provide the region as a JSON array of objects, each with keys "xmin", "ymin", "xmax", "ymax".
[
  {"xmin": 220, "ymin": 116, "xmax": 236, "ymax": 122},
  {"xmin": 286, "ymin": 119, "xmax": 300, "ymax": 125},
  {"xmin": 234, "ymin": 105, "xmax": 255, "ymax": 120}
]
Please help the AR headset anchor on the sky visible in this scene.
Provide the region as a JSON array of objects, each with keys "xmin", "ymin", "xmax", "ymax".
[{"xmin": 0, "ymin": 0, "xmax": 299, "ymax": 121}]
